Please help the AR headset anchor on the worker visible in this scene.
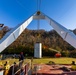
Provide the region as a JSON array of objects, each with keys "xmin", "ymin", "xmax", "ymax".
[
  {"xmin": 3, "ymin": 61, "xmax": 10, "ymax": 75},
  {"xmin": 19, "ymin": 52, "xmax": 24, "ymax": 61}
]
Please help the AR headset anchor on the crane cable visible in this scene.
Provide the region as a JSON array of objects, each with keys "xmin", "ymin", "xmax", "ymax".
[
  {"xmin": 37, "ymin": 0, "xmax": 41, "ymax": 41},
  {"xmin": 37, "ymin": 0, "xmax": 41, "ymax": 31},
  {"xmin": 37, "ymin": 0, "xmax": 39, "ymax": 11},
  {"xmin": 37, "ymin": 0, "xmax": 41, "ymax": 11},
  {"xmin": 39, "ymin": 0, "xmax": 41, "ymax": 11}
]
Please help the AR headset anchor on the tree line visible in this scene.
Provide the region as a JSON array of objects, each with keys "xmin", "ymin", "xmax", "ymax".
[{"xmin": 0, "ymin": 26, "xmax": 76, "ymax": 57}]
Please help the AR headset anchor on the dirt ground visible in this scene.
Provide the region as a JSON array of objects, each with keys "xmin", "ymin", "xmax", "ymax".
[{"xmin": 32, "ymin": 64, "xmax": 76, "ymax": 75}]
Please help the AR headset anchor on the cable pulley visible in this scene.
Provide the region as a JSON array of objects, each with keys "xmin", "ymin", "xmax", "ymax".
[{"xmin": 37, "ymin": 11, "xmax": 41, "ymax": 15}]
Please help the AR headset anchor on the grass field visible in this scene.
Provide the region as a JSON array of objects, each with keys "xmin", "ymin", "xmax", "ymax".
[
  {"xmin": 32, "ymin": 57, "xmax": 76, "ymax": 64},
  {"xmin": 0, "ymin": 57, "xmax": 76, "ymax": 66}
]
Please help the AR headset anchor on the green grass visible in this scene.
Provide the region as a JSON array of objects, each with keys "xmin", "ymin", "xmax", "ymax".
[
  {"xmin": 0, "ymin": 58, "xmax": 31, "ymax": 66},
  {"xmin": 0, "ymin": 57, "xmax": 76, "ymax": 66},
  {"xmin": 31, "ymin": 57, "xmax": 76, "ymax": 64},
  {"xmin": 0, "ymin": 58, "xmax": 19, "ymax": 66}
]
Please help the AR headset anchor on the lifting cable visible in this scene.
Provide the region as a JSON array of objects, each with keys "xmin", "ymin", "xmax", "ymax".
[
  {"xmin": 37, "ymin": 0, "xmax": 42, "ymax": 31},
  {"xmin": 37, "ymin": 0, "xmax": 41, "ymax": 11},
  {"xmin": 39, "ymin": 0, "xmax": 41, "ymax": 11},
  {"xmin": 37, "ymin": 0, "xmax": 41, "ymax": 41}
]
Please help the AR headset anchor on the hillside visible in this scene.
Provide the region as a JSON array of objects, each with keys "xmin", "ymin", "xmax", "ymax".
[{"xmin": 0, "ymin": 26, "xmax": 76, "ymax": 57}]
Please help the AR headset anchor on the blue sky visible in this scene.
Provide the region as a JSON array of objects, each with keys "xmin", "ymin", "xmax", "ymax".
[{"xmin": 0, "ymin": 0, "xmax": 76, "ymax": 31}]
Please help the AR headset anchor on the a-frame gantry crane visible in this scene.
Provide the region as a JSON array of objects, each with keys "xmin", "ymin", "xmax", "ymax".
[{"xmin": 0, "ymin": 11, "xmax": 76, "ymax": 52}]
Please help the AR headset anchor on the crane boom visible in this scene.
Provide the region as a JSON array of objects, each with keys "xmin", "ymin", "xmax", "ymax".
[{"xmin": 0, "ymin": 16, "xmax": 33, "ymax": 52}]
